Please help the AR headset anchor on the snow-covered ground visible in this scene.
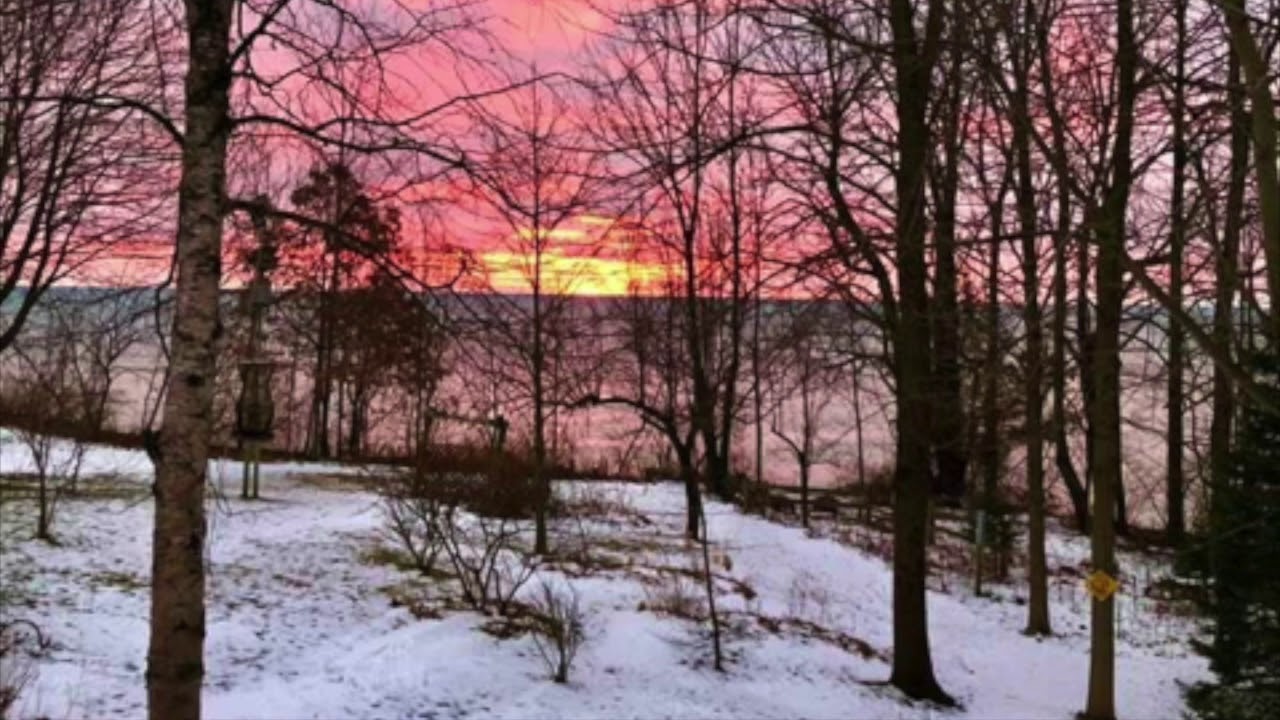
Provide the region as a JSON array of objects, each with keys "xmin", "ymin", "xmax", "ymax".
[{"xmin": 1, "ymin": 439, "xmax": 1207, "ymax": 719}]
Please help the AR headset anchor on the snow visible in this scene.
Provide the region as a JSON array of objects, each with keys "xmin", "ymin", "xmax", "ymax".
[{"xmin": 0, "ymin": 439, "xmax": 1207, "ymax": 719}]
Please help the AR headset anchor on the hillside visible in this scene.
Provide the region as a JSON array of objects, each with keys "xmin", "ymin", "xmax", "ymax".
[{"xmin": 0, "ymin": 438, "xmax": 1206, "ymax": 719}]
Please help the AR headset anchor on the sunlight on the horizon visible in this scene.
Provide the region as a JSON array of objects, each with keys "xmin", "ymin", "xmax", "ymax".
[
  {"xmin": 478, "ymin": 249, "xmax": 672, "ymax": 297},
  {"xmin": 473, "ymin": 212, "xmax": 676, "ymax": 297}
]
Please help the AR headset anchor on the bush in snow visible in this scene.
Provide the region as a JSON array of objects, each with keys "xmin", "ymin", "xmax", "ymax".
[
  {"xmin": 1, "ymin": 379, "xmax": 88, "ymax": 542},
  {"xmin": 0, "ymin": 619, "xmax": 49, "ymax": 719},
  {"xmin": 378, "ymin": 468, "xmax": 446, "ymax": 576},
  {"xmin": 529, "ymin": 579, "xmax": 586, "ymax": 683},
  {"xmin": 556, "ymin": 482, "xmax": 631, "ymax": 520},
  {"xmin": 640, "ymin": 558, "xmax": 705, "ymax": 621},
  {"xmin": 437, "ymin": 501, "xmax": 539, "ymax": 616},
  {"xmin": 377, "ymin": 456, "xmax": 541, "ymax": 615},
  {"xmin": 787, "ymin": 570, "xmax": 836, "ymax": 626}
]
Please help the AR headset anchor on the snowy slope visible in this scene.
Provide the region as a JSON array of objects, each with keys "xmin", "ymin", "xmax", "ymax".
[{"xmin": 0, "ymin": 440, "xmax": 1206, "ymax": 719}]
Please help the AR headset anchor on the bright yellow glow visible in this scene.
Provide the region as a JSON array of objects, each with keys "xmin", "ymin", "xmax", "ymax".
[
  {"xmin": 474, "ymin": 213, "xmax": 676, "ymax": 296},
  {"xmin": 480, "ymin": 249, "xmax": 671, "ymax": 297},
  {"xmin": 515, "ymin": 227, "xmax": 589, "ymax": 241}
]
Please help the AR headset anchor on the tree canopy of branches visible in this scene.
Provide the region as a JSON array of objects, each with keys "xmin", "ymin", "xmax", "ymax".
[{"xmin": 1, "ymin": 0, "xmax": 166, "ymax": 351}]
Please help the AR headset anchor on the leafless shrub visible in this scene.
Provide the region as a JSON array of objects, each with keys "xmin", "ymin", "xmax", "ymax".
[
  {"xmin": 640, "ymin": 465, "xmax": 678, "ymax": 483},
  {"xmin": 737, "ymin": 481, "xmax": 772, "ymax": 516},
  {"xmin": 767, "ymin": 492, "xmax": 797, "ymax": 518},
  {"xmin": 640, "ymin": 562, "xmax": 705, "ymax": 621},
  {"xmin": 424, "ymin": 449, "xmax": 544, "ymax": 521},
  {"xmin": 844, "ymin": 464, "xmax": 895, "ymax": 521},
  {"xmin": 529, "ymin": 579, "xmax": 587, "ymax": 683},
  {"xmin": 0, "ymin": 380, "xmax": 87, "ymax": 541},
  {"xmin": 377, "ymin": 469, "xmax": 445, "ymax": 576},
  {"xmin": 377, "ymin": 450, "xmax": 543, "ymax": 615},
  {"xmin": 0, "ymin": 619, "xmax": 50, "ymax": 719},
  {"xmin": 555, "ymin": 483, "xmax": 650, "ymax": 529},
  {"xmin": 437, "ymin": 505, "xmax": 539, "ymax": 616},
  {"xmin": 557, "ymin": 483, "xmax": 627, "ymax": 519},
  {"xmin": 787, "ymin": 570, "xmax": 836, "ymax": 626}
]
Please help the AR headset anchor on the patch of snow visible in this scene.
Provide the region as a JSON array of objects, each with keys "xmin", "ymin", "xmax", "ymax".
[{"xmin": 0, "ymin": 443, "xmax": 1207, "ymax": 719}]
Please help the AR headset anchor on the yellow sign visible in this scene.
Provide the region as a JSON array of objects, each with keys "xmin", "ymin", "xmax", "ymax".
[{"xmin": 1085, "ymin": 571, "xmax": 1121, "ymax": 601}]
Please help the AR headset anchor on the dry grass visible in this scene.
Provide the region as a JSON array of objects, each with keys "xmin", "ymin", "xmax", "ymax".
[
  {"xmin": 292, "ymin": 472, "xmax": 376, "ymax": 493},
  {"xmin": 88, "ymin": 570, "xmax": 147, "ymax": 593},
  {"xmin": 751, "ymin": 614, "xmax": 886, "ymax": 662},
  {"xmin": 639, "ymin": 569, "xmax": 706, "ymax": 621},
  {"xmin": 0, "ymin": 473, "xmax": 144, "ymax": 502},
  {"xmin": 377, "ymin": 580, "xmax": 459, "ymax": 621}
]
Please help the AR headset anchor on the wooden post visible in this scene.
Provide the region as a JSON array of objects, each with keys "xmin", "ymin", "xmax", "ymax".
[
  {"xmin": 251, "ymin": 444, "xmax": 261, "ymax": 499},
  {"xmin": 241, "ymin": 447, "xmax": 251, "ymax": 500}
]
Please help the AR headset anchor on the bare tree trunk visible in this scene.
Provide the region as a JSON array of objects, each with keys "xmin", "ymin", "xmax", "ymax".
[
  {"xmin": 1077, "ymin": 229, "xmax": 1097, "ymax": 521},
  {"xmin": 1011, "ymin": 7, "xmax": 1050, "ymax": 633},
  {"xmin": 1211, "ymin": 30, "xmax": 1247, "ymax": 480},
  {"xmin": 797, "ymin": 457, "xmax": 810, "ymax": 529},
  {"xmin": 679, "ymin": 444, "xmax": 701, "ymax": 540},
  {"xmin": 1115, "ymin": 462, "xmax": 1129, "ymax": 537},
  {"xmin": 1165, "ymin": 0, "xmax": 1188, "ymax": 545},
  {"xmin": 146, "ymin": 3, "xmax": 233, "ymax": 718},
  {"xmin": 1034, "ymin": 4, "xmax": 1090, "ymax": 532},
  {"xmin": 930, "ymin": 35, "xmax": 967, "ymax": 502},
  {"xmin": 308, "ymin": 250, "xmax": 336, "ymax": 459},
  {"xmin": 287, "ymin": 360, "xmax": 298, "ymax": 452},
  {"xmin": 852, "ymin": 357, "xmax": 867, "ymax": 520},
  {"xmin": 888, "ymin": 0, "xmax": 950, "ymax": 704},
  {"xmin": 718, "ymin": 61, "xmax": 746, "ymax": 504},
  {"xmin": 698, "ymin": 502, "xmax": 723, "ymax": 672},
  {"xmin": 37, "ymin": 466, "xmax": 51, "ymax": 541},
  {"xmin": 980, "ymin": 166, "xmax": 1008, "ymax": 566},
  {"xmin": 335, "ymin": 380, "xmax": 346, "ymax": 458},
  {"xmin": 533, "ymin": 265, "xmax": 549, "ymax": 555},
  {"xmin": 348, "ymin": 383, "xmax": 366, "ymax": 458},
  {"xmin": 1208, "ymin": 28, "xmax": 1246, "ymax": 666},
  {"xmin": 1220, "ymin": 0, "xmax": 1279, "ymax": 346},
  {"xmin": 753, "ymin": 286, "xmax": 765, "ymax": 497},
  {"xmin": 1084, "ymin": 0, "xmax": 1135, "ymax": 716},
  {"xmin": 1050, "ymin": 190, "xmax": 1088, "ymax": 531}
]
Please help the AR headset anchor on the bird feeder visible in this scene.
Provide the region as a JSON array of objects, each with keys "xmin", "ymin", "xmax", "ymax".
[
  {"xmin": 236, "ymin": 359, "xmax": 276, "ymax": 442},
  {"xmin": 236, "ymin": 201, "xmax": 279, "ymax": 499}
]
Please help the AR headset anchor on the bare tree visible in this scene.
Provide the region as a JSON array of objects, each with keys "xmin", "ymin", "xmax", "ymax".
[
  {"xmin": 583, "ymin": 267, "xmax": 705, "ymax": 538},
  {"xmin": 1164, "ymin": 0, "xmax": 1189, "ymax": 546},
  {"xmin": 1218, "ymin": 0, "xmax": 1278, "ymax": 346},
  {"xmin": 1009, "ymin": 3, "xmax": 1050, "ymax": 636},
  {"xmin": 928, "ymin": 11, "xmax": 971, "ymax": 503},
  {"xmin": 768, "ymin": 302, "xmax": 844, "ymax": 529},
  {"xmin": 591, "ymin": 0, "xmax": 755, "ymax": 502},
  {"xmin": 738, "ymin": 0, "xmax": 954, "ymax": 700},
  {"xmin": 2, "ymin": 317, "xmax": 94, "ymax": 540},
  {"xmin": 455, "ymin": 74, "xmax": 602, "ymax": 555},
  {"xmin": 0, "ymin": 0, "xmax": 163, "ymax": 352},
  {"xmin": 122, "ymin": 3, "xmax": 496, "ymax": 716},
  {"xmin": 968, "ymin": 0, "xmax": 1053, "ymax": 636},
  {"xmin": 885, "ymin": 0, "xmax": 952, "ymax": 700},
  {"xmin": 1084, "ymin": 0, "xmax": 1138, "ymax": 715}
]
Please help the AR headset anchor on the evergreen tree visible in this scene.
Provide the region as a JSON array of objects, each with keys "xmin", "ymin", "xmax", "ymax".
[{"xmin": 1188, "ymin": 351, "xmax": 1280, "ymax": 720}]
